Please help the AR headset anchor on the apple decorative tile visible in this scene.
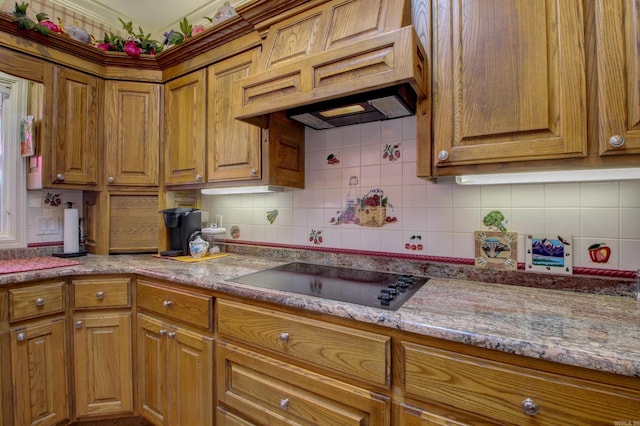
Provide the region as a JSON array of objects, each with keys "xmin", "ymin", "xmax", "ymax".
[
  {"xmin": 230, "ymin": 226, "xmax": 240, "ymax": 239},
  {"xmin": 525, "ymin": 234, "xmax": 573, "ymax": 275},
  {"xmin": 382, "ymin": 143, "xmax": 401, "ymax": 162},
  {"xmin": 309, "ymin": 229, "xmax": 323, "ymax": 245},
  {"xmin": 587, "ymin": 242, "xmax": 611, "ymax": 264},
  {"xmin": 326, "ymin": 153, "xmax": 340, "ymax": 165}
]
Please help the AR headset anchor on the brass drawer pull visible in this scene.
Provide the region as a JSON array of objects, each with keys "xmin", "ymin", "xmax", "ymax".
[
  {"xmin": 521, "ymin": 398, "xmax": 539, "ymax": 416},
  {"xmin": 279, "ymin": 398, "xmax": 289, "ymax": 410}
]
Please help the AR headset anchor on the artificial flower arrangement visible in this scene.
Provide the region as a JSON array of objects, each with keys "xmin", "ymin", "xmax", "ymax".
[{"xmin": 10, "ymin": 1, "xmax": 236, "ymax": 59}]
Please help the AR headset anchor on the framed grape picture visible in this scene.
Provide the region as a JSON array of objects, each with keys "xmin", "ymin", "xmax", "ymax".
[{"xmin": 525, "ymin": 234, "xmax": 573, "ymax": 275}]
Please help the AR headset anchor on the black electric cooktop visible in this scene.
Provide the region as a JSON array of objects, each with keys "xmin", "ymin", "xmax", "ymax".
[{"xmin": 229, "ymin": 262, "xmax": 429, "ymax": 311}]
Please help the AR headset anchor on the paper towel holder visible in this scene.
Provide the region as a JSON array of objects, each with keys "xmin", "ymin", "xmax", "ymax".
[{"xmin": 52, "ymin": 201, "xmax": 88, "ymax": 258}]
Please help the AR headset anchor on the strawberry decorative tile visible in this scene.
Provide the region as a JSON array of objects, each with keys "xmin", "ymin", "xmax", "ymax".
[
  {"xmin": 382, "ymin": 143, "xmax": 401, "ymax": 162},
  {"xmin": 43, "ymin": 192, "xmax": 62, "ymax": 207},
  {"xmin": 309, "ymin": 229, "xmax": 323, "ymax": 245}
]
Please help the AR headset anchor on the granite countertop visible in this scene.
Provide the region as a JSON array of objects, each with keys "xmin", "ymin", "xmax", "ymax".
[{"xmin": 3, "ymin": 253, "xmax": 639, "ymax": 378}]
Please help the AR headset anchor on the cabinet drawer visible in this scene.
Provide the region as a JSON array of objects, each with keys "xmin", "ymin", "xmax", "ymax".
[
  {"xmin": 9, "ymin": 282, "xmax": 65, "ymax": 322},
  {"xmin": 73, "ymin": 277, "xmax": 130, "ymax": 308},
  {"xmin": 402, "ymin": 342, "xmax": 640, "ymax": 425},
  {"xmin": 217, "ymin": 341, "xmax": 390, "ymax": 426},
  {"xmin": 217, "ymin": 300, "xmax": 390, "ymax": 387},
  {"xmin": 137, "ymin": 280, "xmax": 212, "ymax": 329}
]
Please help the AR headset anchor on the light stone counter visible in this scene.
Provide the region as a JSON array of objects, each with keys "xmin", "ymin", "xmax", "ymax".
[{"xmin": 2, "ymin": 253, "xmax": 639, "ymax": 378}]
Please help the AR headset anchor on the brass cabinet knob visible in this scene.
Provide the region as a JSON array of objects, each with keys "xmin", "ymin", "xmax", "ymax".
[
  {"xmin": 609, "ymin": 135, "xmax": 625, "ymax": 148},
  {"xmin": 438, "ymin": 150, "xmax": 449, "ymax": 161},
  {"xmin": 521, "ymin": 398, "xmax": 539, "ymax": 416},
  {"xmin": 279, "ymin": 398, "xmax": 289, "ymax": 410}
]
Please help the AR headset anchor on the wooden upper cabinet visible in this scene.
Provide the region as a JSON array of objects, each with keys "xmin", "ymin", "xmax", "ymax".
[
  {"xmin": 207, "ymin": 49, "xmax": 261, "ymax": 182},
  {"xmin": 432, "ymin": 0, "xmax": 586, "ymax": 171},
  {"xmin": 595, "ymin": 0, "xmax": 640, "ymax": 156},
  {"xmin": 105, "ymin": 81, "xmax": 161, "ymax": 187},
  {"xmin": 51, "ymin": 66, "xmax": 100, "ymax": 186},
  {"xmin": 164, "ymin": 70, "xmax": 207, "ymax": 185}
]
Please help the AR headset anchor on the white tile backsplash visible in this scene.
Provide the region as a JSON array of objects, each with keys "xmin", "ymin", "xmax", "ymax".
[{"xmin": 203, "ymin": 118, "xmax": 640, "ymax": 272}]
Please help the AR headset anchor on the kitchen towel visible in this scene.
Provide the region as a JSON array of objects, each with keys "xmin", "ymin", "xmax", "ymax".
[
  {"xmin": 63, "ymin": 208, "xmax": 80, "ymax": 253},
  {"xmin": 0, "ymin": 256, "xmax": 83, "ymax": 274}
]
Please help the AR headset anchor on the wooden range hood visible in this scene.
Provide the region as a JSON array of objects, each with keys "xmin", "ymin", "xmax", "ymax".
[{"xmin": 233, "ymin": 0, "xmax": 428, "ymax": 129}]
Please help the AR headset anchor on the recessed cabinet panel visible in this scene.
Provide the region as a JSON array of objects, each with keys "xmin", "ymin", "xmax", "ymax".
[
  {"xmin": 52, "ymin": 66, "xmax": 100, "ymax": 186},
  {"xmin": 10, "ymin": 318, "xmax": 68, "ymax": 426},
  {"xmin": 164, "ymin": 70, "xmax": 207, "ymax": 185},
  {"xmin": 432, "ymin": 0, "xmax": 586, "ymax": 167},
  {"xmin": 207, "ymin": 49, "xmax": 261, "ymax": 182},
  {"xmin": 73, "ymin": 312, "xmax": 133, "ymax": 417},
  {"xmin": 105, "ymin": 81, "xmax": 160, "ymax": 186},
  {"xmin": 595, "ymin": 0, "xmax": 640, "ymax": 155}
]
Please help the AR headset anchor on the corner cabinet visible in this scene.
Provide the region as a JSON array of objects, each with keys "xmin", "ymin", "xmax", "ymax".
[
  {"xmin": 105, "ymin": 81, "xmax": 161, "ymax": 187},
  {"xmin": 49, "ymin": 66, "xmax": 101, "ymax": 187},
  {"xmin": 207, "ymin": 49, "xmax": 261, "ymax": 183},
  {"xmin": 71, "ymin": 277, "xmax": 133, "ymax": 419},
  {"xmin": 164, "ymin": 70, "xmax": 207, "ymax": 185},
  {"xmin": 136, "ymin": 280, "xmax": 214, "ymax": 426},
  {"xmin": 430, "ymin": 0, "xmax": 586, "ymax": 172},
  {"xmin": 595, "ymin": 0, "xmax": 640, "ymax": 156}
]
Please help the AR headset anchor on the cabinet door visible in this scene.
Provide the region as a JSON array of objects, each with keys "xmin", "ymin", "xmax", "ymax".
[
  {"xmin": 51, "ymin": 66, "xmax": 100, "ymax": 185},
  {"xmin": 105, "ymin": 81, "xmax": 160, "ymax": 186},
  {"xmin": 168, "ymin": 326, "xmax": 213, "ymax": 426},
  {"xmin": 164, "ymin": 70, "xmax": 207, "ymax": 185},
  {"xmin": 10, "ymin": 318, "xmax": 68, "ymax": 426},
  {"xmin": 432, "ymin": 0, "xmax": 586, "ymax": 169},
  {"xmin": 137, "ymin": 314, "xmax": 167, "ymax": 426},
  {"xmin": 595, "ymin": 0, "xmax": 640, "ymax": 155},
  {"xmin": 73, "ymin": 311, "xmax": 133, "ymax": 417},
  {"xmin": 207, "ymin": 49, "xmax": 261, "ymax": 182}
]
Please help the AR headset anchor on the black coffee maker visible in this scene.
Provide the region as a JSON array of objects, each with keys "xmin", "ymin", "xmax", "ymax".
[{"xmin": 160, "ymin": 208, "xmax": 202, "ymax": 257}]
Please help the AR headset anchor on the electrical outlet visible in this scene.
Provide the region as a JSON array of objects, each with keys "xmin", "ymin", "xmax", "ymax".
[{"xmin": 36, "ymin": 217, "xmax": 59, "ymax": 235}]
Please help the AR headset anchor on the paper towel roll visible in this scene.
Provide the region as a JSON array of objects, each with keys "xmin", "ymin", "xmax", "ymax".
[{"xmin": 63, "ymin": 208, "xmax": 79, "ymax": 253}]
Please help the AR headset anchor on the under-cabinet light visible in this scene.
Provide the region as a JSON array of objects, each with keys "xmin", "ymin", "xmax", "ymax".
[
  {"xmin": 201, "ymin": 185, "xmax": 284, "ymax": 195},
  {"xmin": 454, "ymin": 168, "xmax": 640, "ymax": 185}
]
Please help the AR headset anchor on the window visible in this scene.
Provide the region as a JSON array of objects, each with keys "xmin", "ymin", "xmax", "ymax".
[{"xmin": 0, "ymin": 72, "xmax": 28, "ymax": 248}]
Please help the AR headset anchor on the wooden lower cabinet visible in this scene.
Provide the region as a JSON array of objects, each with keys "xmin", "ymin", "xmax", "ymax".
[
  {"xmin": 216, "ymin": 340, "xmax": 390, "ymax": 425},
  {"xmin": 72, "ymin": 277, "xmax": 133, "ymax": 419},
  {"xmin": 10, "ymin": 317, "xmax": 69, "ymax": 426},
  {"xmin": 400, "ymin": 341, "xmax": 640, "ymax": 425},
  {"xmin": 137, "ymin": 313, "xmax": 214, "ymax": 426},
  {"xmin": 73, "ymin": 311, "xmax": 132, "ymax": 417}
]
